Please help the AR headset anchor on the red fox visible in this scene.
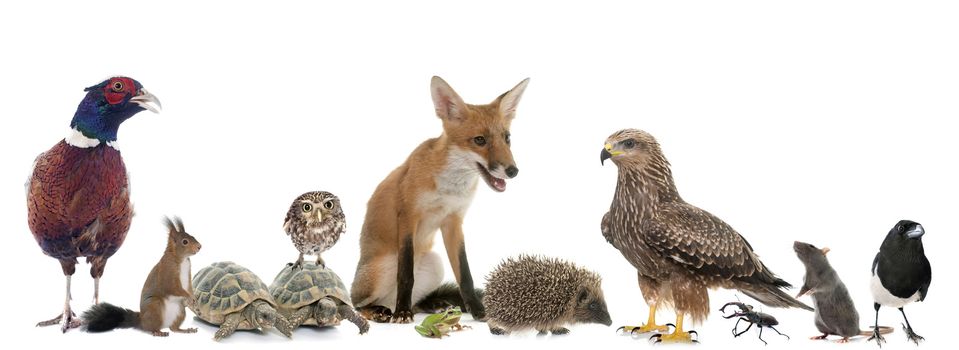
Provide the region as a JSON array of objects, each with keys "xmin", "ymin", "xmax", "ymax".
[{"xmin": 350, "ymin": 76, "xmax": 529, "ymax": 323}]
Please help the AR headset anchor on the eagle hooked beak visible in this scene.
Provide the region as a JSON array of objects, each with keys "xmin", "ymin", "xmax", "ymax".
[
  {"xmin": 130, "ymin": 88, "xmax": 162, "ymax": 114},
  {"xmin": 600, "ymin": 143, "xmax": 624, "ymax": 165},
  {"xmin": 906, "ymin": 224, "xmax": 925, "ymax": 239}
]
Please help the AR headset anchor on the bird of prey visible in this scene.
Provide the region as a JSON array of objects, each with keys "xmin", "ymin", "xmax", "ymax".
[
  {"xmin": 283, "ymin": 191, "xmax": 346, "ymax": 269},
  {"xmin": 27, "ymin": 77, "xmax": 160, "ymax": 332},
  {"xmin": 868, "ymin": 220, "xmax": 930, "ymax": 346},
  {"xmin": 599, "ymin": 129, "xmax": 811, "ymax": 343}
]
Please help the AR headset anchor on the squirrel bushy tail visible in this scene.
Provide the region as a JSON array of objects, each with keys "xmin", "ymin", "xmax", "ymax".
[
  {"xmin": 415, "ymin": 282, "xmax": 485, "ymax": 312},
  {"xmin": 82, "ymin": 303, "xmax": 139, "ymax": 332}
]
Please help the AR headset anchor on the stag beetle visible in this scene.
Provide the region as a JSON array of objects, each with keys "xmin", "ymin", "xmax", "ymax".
[{"xmin": 720, "ymin": 301, "xmax": 790, "ymax": 345}]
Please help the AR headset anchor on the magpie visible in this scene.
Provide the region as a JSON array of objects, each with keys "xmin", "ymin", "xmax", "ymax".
[{"xmin": 868, "ymin": 220, "xmax": 931, "ymax": 346}]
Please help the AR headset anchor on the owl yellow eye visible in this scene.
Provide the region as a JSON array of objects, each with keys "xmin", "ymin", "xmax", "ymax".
[
  {"xmin": 324, "ymin": 200, "xmax": 334, "ymax": 210},
  {"xmin": 302, "ymin": 203, "xmax": 312, "ymax": 212},
  {"xmin": 112, "ymin": 81, "xmax": 124, "ymax": 92}
]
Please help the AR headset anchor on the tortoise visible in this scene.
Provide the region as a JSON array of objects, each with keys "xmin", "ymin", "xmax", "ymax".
[
  {"xmin": 190, "ymin": 261, "xmax": 294, "ymax": 340},
  {"xmin": 269, "ymin": 262, "xmax": 369, "ymax": 334}
]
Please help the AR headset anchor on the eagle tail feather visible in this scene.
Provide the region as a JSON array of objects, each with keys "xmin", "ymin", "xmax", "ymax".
[{"xmin": 739, "ymin": 279, "xmax": 813, "ymax": 311}]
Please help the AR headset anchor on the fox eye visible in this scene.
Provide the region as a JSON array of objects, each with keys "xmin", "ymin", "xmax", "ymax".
[
  {"xmin": 302, "ymin": 203, "xmax": 312, "ymax": 212},
  {"xmin": 623, "ymin": 139, "xmax": 636, "ymax": 149},
  {"xmin": 473, "ymin": 136, "xmax": 487, "ymax": 146},
  {"xmin": 505, "ymin": 133, "xmax": 511, "ymax": 144},
  {"xmin": 112, "ymin": 81, "xmax": 124, "ymax": 92},
  {"xmin": 181, "ymin": 239, "xmax": 188, "ymax": 245},
  {"xmin": 323, "ymin": 200, "xmax": 334, "ymax": 210}
]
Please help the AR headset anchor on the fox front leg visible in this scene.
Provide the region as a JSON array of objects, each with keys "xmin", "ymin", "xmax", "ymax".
[{"xmin": 441, "ymin": 215, "xmax": 485, "ymax": 320}]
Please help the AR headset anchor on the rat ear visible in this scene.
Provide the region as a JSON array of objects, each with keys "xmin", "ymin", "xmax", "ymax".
[
  {"xmin": 431, "ymin": 76, "xmax": 466, "ymax": 123},
  {"xmin": 820, "ymin": 247, "xmax": 830, "ymax": 255}
]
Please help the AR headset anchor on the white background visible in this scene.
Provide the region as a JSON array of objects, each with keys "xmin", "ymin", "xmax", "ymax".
[{"xmin": 1, "ymin": 1, "xmax": 956, "ymax": 349}]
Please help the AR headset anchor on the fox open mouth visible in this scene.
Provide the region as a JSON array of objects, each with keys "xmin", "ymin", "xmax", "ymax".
[{"xmin": 477, "ymin": 162, "xmax": 507, "ymax": 192}]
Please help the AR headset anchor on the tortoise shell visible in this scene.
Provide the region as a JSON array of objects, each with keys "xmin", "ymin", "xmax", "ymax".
[
  {"xmin": 191, "ymin": 261, "xmax": 276, "ymax": 327},
  {"xmin": 270, "ymin": 262, "xmax": 351, "ymax": 311}
]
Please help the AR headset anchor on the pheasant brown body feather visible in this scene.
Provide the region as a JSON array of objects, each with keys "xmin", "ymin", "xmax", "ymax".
[{"xmin": 28, "ymin": 141, "xmax": 132, "ymax": 272}]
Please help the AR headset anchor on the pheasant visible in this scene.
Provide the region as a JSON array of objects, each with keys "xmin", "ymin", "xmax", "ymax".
[{"xmin": 26, "ymin": 77, "xmax": 160, "ymax": 332}]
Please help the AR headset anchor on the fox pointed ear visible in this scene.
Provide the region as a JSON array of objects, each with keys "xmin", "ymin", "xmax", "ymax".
[
  {"xmin": 497, "ymin": 78, "xmax": 530, "ymax": 120},
  {"xmin": 431, "ymin": 76, "xmax": 466, "ymax": 123}
]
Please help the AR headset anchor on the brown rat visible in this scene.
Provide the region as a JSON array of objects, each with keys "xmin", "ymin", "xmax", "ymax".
[
  {"xmin": 793, "ymin": 241, "xmax": 892, "ymax": 343},
  {"xmin": 82, "ymin": 217, "xmax": 202, "ymax": 336}
]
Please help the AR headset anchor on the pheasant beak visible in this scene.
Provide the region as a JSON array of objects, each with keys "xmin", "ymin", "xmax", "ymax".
[
  {"xmin": 600, "ymin": 143, "xmax": 624, "ymax": 165},
  {"xmin": 131, "ymin": 88, "xmax": 162, "ymax": 113}
]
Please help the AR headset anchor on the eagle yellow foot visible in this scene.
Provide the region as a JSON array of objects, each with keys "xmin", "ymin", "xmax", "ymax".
[
  {"xmin": 618, "ymin": 323, "xmax": 670, "ymax": 335},
  {"xmin": 650, "ymin": 328, "xmax": 698, "ymax": 344}
]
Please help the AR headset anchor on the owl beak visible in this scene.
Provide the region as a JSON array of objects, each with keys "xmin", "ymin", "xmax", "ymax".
[
  {"xmin": 315, "ymin": 210, "xmax": 324, "ymax": 222},
  {"xmin": 131, "ymin": 89, "xmax": 162, "ymax": 113}
]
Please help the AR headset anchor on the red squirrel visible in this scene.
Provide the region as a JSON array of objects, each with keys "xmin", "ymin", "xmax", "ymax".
[{"xmin": 82, "ymin": 217, "xmax": 201, "ymax": 336}]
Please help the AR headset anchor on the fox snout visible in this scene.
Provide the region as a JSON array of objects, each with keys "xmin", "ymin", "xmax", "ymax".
[{"xmin": 488, "ymin": 162, "xmax": 519, "ymax": 179}]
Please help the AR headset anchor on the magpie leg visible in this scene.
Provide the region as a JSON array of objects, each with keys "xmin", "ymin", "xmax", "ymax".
[
  {"xmin": 868, "ymin": 303, "xmax": 886, "ymax": 346},
  {"xmin": 899, "ymin": 307, "xmax": 924, "ymax": 344}
]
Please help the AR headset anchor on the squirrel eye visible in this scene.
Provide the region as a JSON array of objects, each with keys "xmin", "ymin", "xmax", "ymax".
[
  {"xmin": 323, "ymin": 200, "xmax": 334, "ymax": 210},
  {"xmin": 473, "ymin": 136, "xmax": 486, "ymax": 146},
  {"xmin": 302, "ymin": 203, "xmax": 312, "ymax": 212},
  {"xmin": 112, "ymin": 81, "xmax": 124, "ymax": 92},
  {"xmin": 181, "ymin": 239, "xmax": 188, "ymax": 245}
]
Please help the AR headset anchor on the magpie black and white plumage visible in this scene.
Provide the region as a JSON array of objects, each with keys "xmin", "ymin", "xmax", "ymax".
[{"xmin": 868, "ymin": 220, "xmax": 931, "ymax": 346}]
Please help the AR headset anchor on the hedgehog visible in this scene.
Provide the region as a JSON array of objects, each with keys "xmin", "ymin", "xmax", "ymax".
[{"xmin": 483, "ymin": 255, "xmax": 613, "ymax": 335}]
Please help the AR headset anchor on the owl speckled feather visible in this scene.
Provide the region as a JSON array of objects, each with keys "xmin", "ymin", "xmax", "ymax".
[
  {"xmin": 27, "ymin": 77, "xmax": 160, "ymax": 332},
  {"xmin": 283, "ymin": 191, "xmax": 346, "ymax": 269},
  {"xmin": 600, "ymin": 129, "xmax": 810, "ymax": 344}
]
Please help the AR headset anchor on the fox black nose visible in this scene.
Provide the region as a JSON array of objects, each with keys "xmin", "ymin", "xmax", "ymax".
[{"xmin": 505, "ymin": 166, "xmax": 519, "ymax": 178}]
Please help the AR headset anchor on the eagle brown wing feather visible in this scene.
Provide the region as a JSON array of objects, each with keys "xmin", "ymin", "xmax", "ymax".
[{"xmin": 644, "ymin": 203, "xmax": 762, "ymax": 280}]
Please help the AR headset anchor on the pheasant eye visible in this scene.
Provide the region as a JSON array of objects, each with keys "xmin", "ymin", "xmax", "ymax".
[
  {"xmin": 323, "ymin": 201, "xmax": 334, "ymax": 210},
  {"xmin": 302, "ymin": 203, "xmax": 312, "ymax": 212},
  {"xmin": 112, "ymin": 81, "xmax": 124, "ymax": 92},
  {"xmin": 473, "ymin": 136, "xmax": 487, "ymax": 146}
]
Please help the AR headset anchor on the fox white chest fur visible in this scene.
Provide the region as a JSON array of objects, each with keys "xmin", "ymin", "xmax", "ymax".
[{"xmin": 415, "ymin": 147, "xmax": 479, "ymax": 242}]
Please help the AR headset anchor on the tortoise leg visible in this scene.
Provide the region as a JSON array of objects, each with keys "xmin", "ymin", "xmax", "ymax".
[
  {"xmin": 288, "ymin": 306, "xmax": 312, "ymax": 329},
  {"xmin": 338, "ymin": 304, "xmax": 370, "ymax": 335},
  {"xmin": 214, "ymin": 313, "xmax": 242, "ymax": 341}
]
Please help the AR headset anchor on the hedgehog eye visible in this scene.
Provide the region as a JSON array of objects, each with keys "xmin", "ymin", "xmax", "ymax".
[
  {"xmin": 181, "ymin": 238, "xmax": 189, "ymax": 245},
  {"xmin": 302, "ymin": 203, "xmax": 312, "ymax": 212},
  {"xmin": 112, "ymin": 81, "xmax": 124, "ymax": 92},
  {"xmin": 588, "ymin": 302, "xmax": 598, "ymax": 311},
  {"xmin": 323, "ymin": 200, "xmax": 334, "ymax": 210},
  {"xmin": 623, "ymin": 139, "xmax": 636, "ymax": 149},
  {"xmin": 473, "ymin": 136, "xmax": 487, "ymax": 146}
]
